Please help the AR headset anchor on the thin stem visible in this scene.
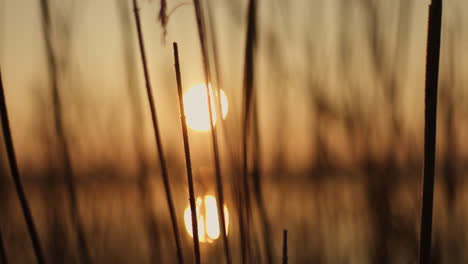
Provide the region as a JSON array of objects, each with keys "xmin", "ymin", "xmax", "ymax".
[
  {"xmin": 252, "ymin": 97, "xmax": 274, "ymax": 264},
  {"xmin": 38, "ymin": 1, "xmax": 92, "ymax": 262},
  {"xmin": 191, "ymin": 1, "xmax": 232, "ymax": 263},
  {"xmin": 115, "ymin": 1, "xmax": 164, "ymax": 262},
  {"xmin": 205, "ymin": 5, "xmax": 248, "ymax": 260},
  {"xmin": 173, "ymin": 42, "xmax": 201, "ymax": 264},
  {"xmin": 0, "ymin": 226, "xmax": 8, "ymax": 264},
  {"xmin": 240, "ymin": 0, "xmax": 258, "ymax": 261},
  {"xmin": 132, "ymin": 1, "xmax": 184, "ymax": 263},
  {"xmin": 0, "ymin": 71, "xmax": 45, "ymax": 264},
  {"xmin": 419, "ymin": 1, "xmax": 442, "ymax": 264},
  {"xmin": 282, "ymin": 230, "xmax": 288, "ymax": 264}
]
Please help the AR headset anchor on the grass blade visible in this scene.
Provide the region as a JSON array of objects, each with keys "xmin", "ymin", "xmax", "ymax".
[
  {"xmin": 419, "ymin": 1, "xmax": 443, "ymax": 263},
  {"xmin": 173, "ymin": 42, "xmax": 201, "ymax": 264},
  {"xmin": 132, "ymin": 1, "xmax": 184, "ymax": 263},
  {"xmin": 0, "ymin": 71, "xmax": 45, "ymax": 264}
]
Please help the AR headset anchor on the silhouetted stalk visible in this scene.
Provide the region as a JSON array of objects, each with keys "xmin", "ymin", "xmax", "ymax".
[
  {"xmin": 191, "ymin": 1, "xmax": 232, "ymax": 263},
  {"xmin": 205, "ymin": 0, "xmax": 231, "ymax": 141},
  {"xmin": 240, "ymin": 0, "xmax": 260, "ymax": 262},
  {"xmin": 0, "ymin": 71, "xmax": 45, "ymax": 264},
  {"xmin": 356, "ymin": 1, "xmax": 416, "ymax": 262},
  {"xmin": 38, "ymin": 1, "xmax": 92, "ymax": 263},
  {"xmin": 0, "ymin": 226, "xmax": 8, "ymax": 264},
  {"xmin": 205, "ymin": 8, "xmax": 250, "ymax": 258},
  {"xmin": 252, "ymin": 97, "xmax": 274, "ymax": 264},
  {"xmin": 243, "ymin": 0, "xmax": 274, "ymax": 262},
  {"xmin": 132, "ymin": 1, "xmax": 184, "ymax": 263},
  {"xmin": 205, "ymin": 1, "xmax": 223, "ymax": 95},
  {"xmin": 205, "ymin": 2, "xmax": 244, "ymax": 170},
  {"xmin": 205, "ymin": 0, "xmax": 229, "ymax": 121},
  {"xmin": 158, "ymin": 0, "xmax": 168, "ymax": 39},
  {"xmin": 440, "ymin": 24, "xmax": 457, "ymax": 212},
  {"xmin": 419, "ymin": 1, "xmax": 442, "ymax": 264},
  {"xmin": 205, "ymin": 3, "xmax": 250, "ymax": 260},
  {"xmin": 282, "ymin": 230, "xmax": 288, "ymax": 264},
  {"xmin": 116, "ymin": 1, "xmax": 166, "ymax": 262},
  {"xmin": 173, "ymin": 42, "xmax": 201, "ymax": 264}
]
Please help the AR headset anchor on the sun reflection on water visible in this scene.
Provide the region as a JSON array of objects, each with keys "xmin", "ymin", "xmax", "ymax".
[{"xmin": 183, "ymin": 195, "xmax": 229, "ymax": 243}]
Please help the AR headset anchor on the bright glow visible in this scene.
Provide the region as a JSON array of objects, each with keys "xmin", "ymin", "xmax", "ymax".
[
  {"xmin": 183, "ymin": 83, "xmax": 228, "ymax": 131},
  {"xmin": 184, "ymin": 195, "xmax": 229, "ymax": 243}
]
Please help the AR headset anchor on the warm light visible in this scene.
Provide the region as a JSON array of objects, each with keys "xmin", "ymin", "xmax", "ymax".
[
  {"xmin": 183, "ymin": 83, "xmax": 228, "ymax": 131},
  {"xmin": 184, "ymin": 195, "xmax": 229, "ymax": 243}
]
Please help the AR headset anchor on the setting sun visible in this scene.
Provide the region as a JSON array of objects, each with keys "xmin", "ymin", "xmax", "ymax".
[
  {"xmin": 183, "ymin": 195, "xmax": 229, "ymax": 243},
  {"xmin": 183, "ymin": 83, "xmax": 228, "ymax": 132}
]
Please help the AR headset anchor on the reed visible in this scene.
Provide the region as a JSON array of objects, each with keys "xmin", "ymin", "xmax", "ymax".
[
  {"xmin": 252, "ymin": 98, "xmax": 274, "ymax": 264},
  {"xmin": 241, "ymin": 0, "xmax": 276, "ymax": 263},
  {"xmin": 191, "ymin": 1, "xmax": 232, "ymax": 263},
  {"xmin": 0, "ymin": 226, "xmax": 8, "ymax": 263},
  {"xmin": 132, "ymin": 1, "xmax": 184, "ymax": 263},
  {"xmin": 116, "ymin": 0, "xmax": 163, "ymax": 262},
  {"xmin": 240, "ymin": 1, "xmax": 257, "ymax": 261},
  {"xmin": 0, "ymin": 71, "xmax": 45, "ymax": 264},
  {"xmin": 173, "ymin": 42, "xmax": 201, "ymax": 264},
  {"xmin": 282, "ymin": 230, "xmax": 288, "ymax": 264},
  {"xmin": 205, "ymin": 1, "xmax": 223, "ymax": 96},
  {"xmin": 205, "ymin": 1, "xmax": 250, "ymax": 261},
  {"xmin": 158, "ymin": 0, "xmax": 168, "ymax": 40},
  {"xmin": 38, "ymin": 1, "xmax": 92, "ymax": 262},
  {"xmin": 204, "ymin": 7, "xmax": 250, "ymax": 260},
  {"xmin": 419, "ymin": 1, "xmax": 443, "ymax": 264}
]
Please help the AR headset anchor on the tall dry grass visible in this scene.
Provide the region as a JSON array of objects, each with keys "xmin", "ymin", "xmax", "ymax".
[
  {"xmin": 0, "ymin": 226, "xmax": 6, "ymax": 264},
  {"xmin": 241, "ymin": 0, "xmax": 275, "ymax": 262},
  {"xmin": 282, "ymin": 230, "xmax": 288, "ymax": 264},
  {"xmin": 115, "ymin": 0, "xmax": 170, "ymax": 262},
  {"xmin": 131, "ymin": 0, "xmax": 184, "ymax": 263},
  {"xmin": 239, "ymin": 0, "xmax": 256, "ymax": 261},
  {"xmin": 419, "ymin": 0, "xmax": 443, "ymax": 263},
  {"xmin": 38, "ymin": 0, "xmax": 92, "ymax": 262},
  {"xmin": 191, "ymin": 1, "xmax": 232, "ymax": 263},
  {"xmin": 172, "ymin": 42, "xmax": 201, "ymax": 264},
  {"xmin": 0, "ymin": 70, "xmax": 45, "ymax": 264}
]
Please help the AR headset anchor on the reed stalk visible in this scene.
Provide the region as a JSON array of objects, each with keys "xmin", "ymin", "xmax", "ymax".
[
  {"xmin": 0, "ymin": 226, "xmax": 8, "ymax": 263},
  {"xmin": 205, "ymin": 1, "xmax": 251, "ymax": 261},
  {"xmin": 419, "ymin": 1, "xmax": 442, "ymax": 264},
  {"xmin": 132, "ymin": 1, "xmax": 184, "ymax": 263},
  {"xmin": 0, "ymin": 71, "xmax": 45, "ymax": 264},
  {"xmin": 282, "ymin": 230, "xmax": 288, "ymax": 264},
  {"xmin": 204, "ymin": 8, "xmax": 251, "ymax": 261},
  {"xmin": 158, "ymin": 0, "xmax": 168, "ymax": 39},
  {"xmin": 38, "ymin": 1, "xmax": 92, "ymax": 262},
  {"xmin": 242, "ymin": 18, "xmax": 254, "ymax": 264},
  {"xmin": 241, "ymin": 0, "xmax": 264, "ymax": 262},
  {"xmin": 191, "ymin": 1, "xmax": 232, "ymax": 263},
  {"xmin": 252, "ymin": 97, "xmax": 274, "ymax": 264},
  {"xmin": 116, "ymin": 1, "xmax": 164, "ymax": 262},
  {"xmin": 173, "ymin": 42, "xmax": 201, "ymax": 264}
]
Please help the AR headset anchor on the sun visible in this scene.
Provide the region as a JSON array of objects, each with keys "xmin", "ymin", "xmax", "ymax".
[{"xmin": 183, "ymin": 83, "xmax": 228, "ymax": 132}]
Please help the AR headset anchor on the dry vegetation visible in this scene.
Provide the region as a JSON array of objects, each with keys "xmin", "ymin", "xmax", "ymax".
[{"xmin": 0, "ymin": 0, "xmax": 467, "ymax": 263}]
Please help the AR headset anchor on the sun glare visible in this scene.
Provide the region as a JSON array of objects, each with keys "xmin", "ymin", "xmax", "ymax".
[
  {"xmin": 183, "ymin": 83, "xmax": 228, "ymax": 132},
  {"xmin": 183, "ymin": 195, "xmax": 229, "ymax": 243}
]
